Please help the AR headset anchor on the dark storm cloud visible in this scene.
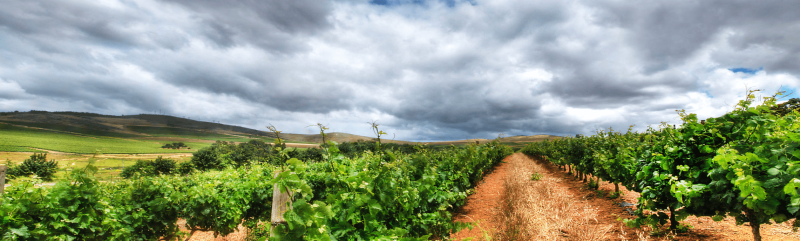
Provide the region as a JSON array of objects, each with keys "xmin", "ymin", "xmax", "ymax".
[
  {"xmin": 523, "ymin": 0, "xmax": 800, "ymax": 116},
  {"xmin": 540, "ymin": 68, "xmax": 697, "ymax": 109},
  {"xmin": 1, "ymin": 0, "xmax": 799, "ymax": 140},
  {"xmin": 589, "ymin": 0, "xmax": 800, "ymax": 75},
  {"xmin": 387, "ymin": 70, "xmax": 543, "ymax": 134},
  {"xmin": 162, "ymin": 0, "xmax": 333, "ymax": 52},
  {"xmin": 0, "ymin": 0, "xmax": 189, "ymax": 51}
]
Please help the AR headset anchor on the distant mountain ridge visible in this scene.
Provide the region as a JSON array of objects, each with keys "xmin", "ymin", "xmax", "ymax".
[
  {"xmin": 0, "ymin": 110, "xmax": 274, "ymax": 137},
  {"xmin": 0, "ymin": 110, "xmax": 561, "ymax": 145}
]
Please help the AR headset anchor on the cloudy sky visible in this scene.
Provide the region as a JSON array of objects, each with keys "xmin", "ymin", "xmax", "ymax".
[{"xmin": 1, "ymin": 0, "xmax": 799, "ymax": 141}]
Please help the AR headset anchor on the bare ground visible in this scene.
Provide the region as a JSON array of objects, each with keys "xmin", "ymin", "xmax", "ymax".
[{"xmin": 451, "ymin": 153, "xmax": 800, "ymax": 241}]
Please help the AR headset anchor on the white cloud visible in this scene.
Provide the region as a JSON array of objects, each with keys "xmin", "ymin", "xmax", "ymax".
[
  {"xmin": 1, "ymin": 0, "xmax": 799, "ymax": 140},
  {"xmin": 0, "ymin": 78, "xmax": 29, "ymax": 99}
]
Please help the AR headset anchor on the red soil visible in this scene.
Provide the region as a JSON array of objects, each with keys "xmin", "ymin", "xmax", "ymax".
[
  {"xmin": 450, "ymin": 155, "xmax": 512, "ymax": 240},
  {"xmin": 451, "ymin": 153, "xmax": 800, "ymax": 241}
]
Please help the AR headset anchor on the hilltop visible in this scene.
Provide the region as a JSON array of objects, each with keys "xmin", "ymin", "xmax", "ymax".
[
  {"xmin": 0, "ymin": 110, "xmax": 562, "ymax": 148},
  {"xmin": 0, "ymin": 111, "xmax": 382, "ymax": 144}
]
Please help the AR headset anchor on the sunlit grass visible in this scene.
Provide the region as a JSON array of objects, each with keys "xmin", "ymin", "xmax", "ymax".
[
  {"xmin": 3, "ymin": 152, "xmax": 194, "ymax": 182},
  {"xmin": 0, "ymin": 123, "xmax": 210, "ymax": 153}
]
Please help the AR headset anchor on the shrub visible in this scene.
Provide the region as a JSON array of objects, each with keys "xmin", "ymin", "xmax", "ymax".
[
  {"xmin": 152, "ymin": 156, "xmax": 176, "ymax": 175},
  {"xmin": 191, "ymin": 144, "xmax": 223, "ymax": 171},
  {"xmin": 161, "ymin": 142, "xmax": 187, "ymax": 149},
  {"xmin": 120, "ymin": 156, "xmax": 176, "ymax": 178},
  {"xmin": 177, "ymin": 161, "xmax": 194, "ymax": 175},
  {"xmin": 289, "ymin": 147, "xmax": 325, "ymax": 162},
  {"xmin": 9, "ymin": 153, "xmax": 58, "ymax": 181},
  {"xmin": 121, "ymin": 160, "xmax": 155, "ymax": 178}
]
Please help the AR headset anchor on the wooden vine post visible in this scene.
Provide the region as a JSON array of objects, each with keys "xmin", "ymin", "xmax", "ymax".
[
  {"xmin": 0, "ymin": 165, "xmax": 7, "ymax": 196},
  {"xmin": 270, "ymin": 172, "xmax": 293, "ymax": 237}
]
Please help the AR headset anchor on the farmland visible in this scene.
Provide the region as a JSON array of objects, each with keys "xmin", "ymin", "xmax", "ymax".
[
  {"xmin": 0, "ymin": 145, "xmax": 39, "ymax": 152},
  {"xmin": 2, "ymin": 98, "xmax": 800, "ymax": 240},
  {"xmin": 126, "ymin": 126, "xmax": 268, "ymax": 143},
  {"xmin": 0, "ymin": 123, "xmax": 210, "ymax": 154},
  {"xmin": 519, "ymin": 93, "xmax": 800, "ymax": 241},
  {"xmin": 1, "ymin": 140, "xmax": 515, "ymax": 240}
]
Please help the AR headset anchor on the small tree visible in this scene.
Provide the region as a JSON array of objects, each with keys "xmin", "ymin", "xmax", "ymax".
[
  {"xmin": 152, "ymin": 156, "xmax": 176, "ymax": 175},
  {"xmin": 11, "ymin": 153, "xmax": 59, "ymax": 181}
]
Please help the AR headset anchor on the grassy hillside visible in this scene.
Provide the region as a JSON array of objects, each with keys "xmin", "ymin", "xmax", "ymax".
[
  {"xmin": 0, "ymin": 111, "xmax": 309, "ymax": 156},
  {"xmin": 126, "ymin": 126, "xmax": 267, "ymax": 143},
  {"xmin": 0, "ymin": 111, "xmax": 274, "ymax": 137},
  {"xmin": 0, "ymin": 120, "xmax": 139, "ymax": 138},
  {"xmin": 0, "ymin": 111, "xmax": 563, "ymax": 154},
  {"xmin": 0, "ymin": 145, "xmax": 40, "ymax": 152},
  {"xmin": 0, "ymin": 123, "xmax": 210, "ymax": 154}
]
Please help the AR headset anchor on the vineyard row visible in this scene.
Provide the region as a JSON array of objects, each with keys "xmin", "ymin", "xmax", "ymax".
[{"xmin": 521, "ymin": 92, "xmax": 800, "ymax": 241}]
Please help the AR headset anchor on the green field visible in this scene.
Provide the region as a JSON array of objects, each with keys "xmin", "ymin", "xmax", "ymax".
[
  {"xmin": 44, "ymin": 158, "xmax": 129, "ymax": 181},
  {"xmin": 0, "ymin": 120, "xmax": 139, "ymax": 138},
  {"xmin": 0, "ymin": 124, "xmax": 211, "ymax": 154},
  {"xmin": 127, "ymin": 125, "xmax": 270, "ymax": 143},
  {"xmin": 52, "ymin": 157, "xmax": 189, "ymax": 181},
  {"xmin": 0, "ymin": 145, "xmax": 41, "ymax": 152}
]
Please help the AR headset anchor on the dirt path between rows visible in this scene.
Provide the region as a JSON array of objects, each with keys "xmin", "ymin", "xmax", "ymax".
[
  {"xmin": 451, "ymin": 153, "xmax": 800, "ymax": 241},
  {"xmin": 450, "ymin": 154, "xmax": 512, "ymax": 240}
]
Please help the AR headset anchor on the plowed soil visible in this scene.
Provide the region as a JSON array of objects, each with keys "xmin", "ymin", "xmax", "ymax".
[{"xmin": 451, "ymin": 153, "xmax": 800, "ymax": 241}]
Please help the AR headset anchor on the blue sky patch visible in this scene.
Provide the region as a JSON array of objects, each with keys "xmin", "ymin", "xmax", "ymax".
[
  {"xmin": 779, "ymin": 86, "xmax": 800, "ymax": 100},
  {"xmin": 729, "ymin": 67, "xmax": 763, "ymax": 74}
]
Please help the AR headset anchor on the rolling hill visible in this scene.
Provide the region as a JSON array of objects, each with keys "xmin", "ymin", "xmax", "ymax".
[{"xmin": 0, "ymin": 110, "xmax": 562, "ymax": 152}]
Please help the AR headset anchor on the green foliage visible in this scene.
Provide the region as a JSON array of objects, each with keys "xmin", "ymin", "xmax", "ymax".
[
  {"xmin": 179, "ymin": 165, "xmax": 275, "ymax": 236},
  {"xmin": 246, "ymin": 223, "xmax": 271, "ymax": 241},
  {"xmin": 7, "ymin": 153, "xmax": 58, "ymax": 181},
  {"xmin": 520, "ymin": 90, "xmax": 800, "ymax": 241},
  {"xmin": 287, "ymin": 147, "xmax": 325, "ymax": 162},
  {"xmin": 0, "ymin": 145, "xmax": 38, "ymax": 152},
  {"xmin": 162, "ymin": 142, "xmax": 187, "ymax": 149},
  {"xmin": 771, "ymin": 98, "xmax": 800, "ymax": 116},
  {"xmin": 190, "ymin": 140, "xmax": 330, "ymax": 172},
  {"xmin": 587, "ymin": 177, "xmax": 599, "ymax": 190},
  {"xmin": 120, "ymin": 160, "xmax": 154, "ymax": 178},
  {"xmin": 337, "ymin": 141, "xmax": 434, "ymax": 158},
  {"xmin": 152, "ymin": 156, "xmax": 176, "ymax": 174},
  {"xmin": 268, "ymin": 159, "xmax": 335, "ymax": 240},
  {"xmin": 177, "ymin": 161, "xmax": 195, "ymax": 175},
  {"xmin": 369, "ymin": 121, "xmax": 387, "ymax": 151},
  {"xmin": 530, "ymin": 172, "xmax": 543, "ymax": 181},
  {"xmin": 1, "ymin": 138, "xmax": 513, "ymax": 240},
  {"xmin": 0, "ymin": 123, "xmax": 206, "ymax": 154},
  {"xmin": 190, "ymin": 141, "xmax": 228, "ymax": 171},
  {"xmin": 120, "ymin": 156, "xmax": 177, "ymax": 178},
  {"xmin": 104, "ymin": 176, "xmax": 182, "ymax": 239},
  {"xmin": 0, "ymin": 160, "xmax": 114, "ymax": 240}
]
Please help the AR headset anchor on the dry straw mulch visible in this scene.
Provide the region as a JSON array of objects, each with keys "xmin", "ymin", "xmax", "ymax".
[{"xmin": 495, "ymin": 153, "xmax": 612, "ymax": 240}]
